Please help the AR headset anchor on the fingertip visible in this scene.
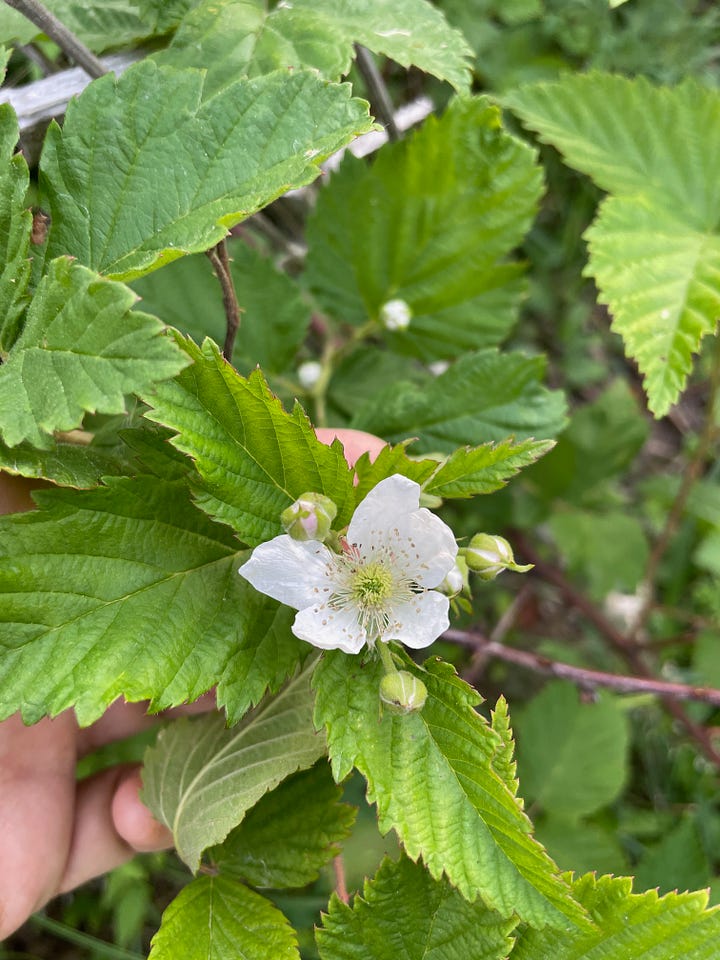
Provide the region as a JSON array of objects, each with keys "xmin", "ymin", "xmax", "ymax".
[
  {"xmin": 112, "ymin": 768, "xmax": 173, "ymax": 853},
  {"xmin": 315, "ymin": 428, "xmax": 386, "ymax": 467}
]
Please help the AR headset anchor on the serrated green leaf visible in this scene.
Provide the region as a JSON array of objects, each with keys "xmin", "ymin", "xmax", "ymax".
[
  {"xmin": 148, "ymin": 876, "xmax": 299, "ymax": 960},
  {"xmin": 515, "ymin": 682, "xmax": 629, "ymax": 819},
  {"xmin": 156, "ymin": 0, "xmax": 471, "ymax": 96},
  {"xmin": 585, "ymin": 198, "xmax": 720, "ymax": 417},
  {"xmin": 0, "ymin": 103, "xmax": 32, "ymax": 353},
  {"xmin": 491, "ymin": 696, "xmax": 519, "ymax": 797},
  {"xmin": 307, "ymin": 97, "xmax": 542, "ymax": 362},
  {"xmin": 0, "ymin": 258, "xmax": 189, "ymax": 449},
  {"xmin": 504, "ymin": 74, "xmax": 720, "ymax": 416},
  {"xmin": 424, "ymin": 438, "xmax": 554, "ymax": 499},
  {"xmin": 144, "ymin": 335, "xmax": 356, "ymax": 546},
  {"xmin": 40, "ymin": 60, "xmax": 373, "ymax": 280},
  {"xmin": 0, "ymin": 475, "xmax": 304, "ymax": 724},
  {"xmin": 0, "ymin": 435, "xmax": 130, "ymax": 488},
  {"xmin": 510, "ymin": 873, "xmax": 720, "ymax": 960},
  {"xmin": 142, "ymin": 663, "xmax": 325, "ymax": 870},
  {"xmin": 351, "ymin": 349, "xmax": 567, "ymax": 451},
  {"xmin": 132, "ymin": 239, "xmax": 311, "ymax": 374},
  {"xmin": 316, "ymin": 854, "xmax": 516, "ymax": 960},
  {"xmin": 211, "ymin": 763, "xmax": 355, "ymax": 888},
  {"xmin": 313, "ymin": 649, "xmax": 586, "ymax": 928}
]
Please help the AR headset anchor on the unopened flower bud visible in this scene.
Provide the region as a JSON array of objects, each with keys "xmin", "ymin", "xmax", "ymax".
[
  {"xmin": 281, "ymin": 492, "xmax": 337, "ymax": 542},
  {"xmin": 439, "ymin": 557, "xmax": 468, "ymax": 597},
  {"xmin": 380, "ymin": 298, "xmax": 412, "ymax": 331},
  {"xmin": 297, "ymin": 360, "xmax": 323, "ymax": 391},
  {"xmin": 379, "ymin": 670, "xmax": 427, "ymax": 713},
  {"xmin": 463, "ymin": 534, "xmax": 533, "ymax": 581}
]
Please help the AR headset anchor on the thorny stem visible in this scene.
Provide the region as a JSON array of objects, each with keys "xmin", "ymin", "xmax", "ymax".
[
  {"xmin": 446, "ymin": 627, "xmax": 720, "ymax": 708},
  {"xmin": 4, "ymin": 0, "xmax": 107, "ymax": 78},
  {"xmin": 354, "ymin": 44, "xmax": 400, "ymax": 142},
  {"xmin": 206, "ymin": 239, "xmax": 242, "ymax": 360},
  {"xmin": 629, "ymin": 336, "xmax": 720, "ymax": 641}
]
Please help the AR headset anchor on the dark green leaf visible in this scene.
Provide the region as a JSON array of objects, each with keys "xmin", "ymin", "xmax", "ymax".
[
  {"xmin": 316, "ymin": 854, "xmax": 516, "ymax": 960},
  {"xmin": 144, "ymin": 335, "xmax": 356, "ymax": 546},
  {"xmin": 0, "ymin": 103, "xmax": 31, "ymax": 352},
  {"xmin": 212, "ymin": 763, "xmax": 355, "ymax": 888},
  {"xmin": 313, "ymin": 649, "xmax": 586, "ymax": 928},
  {"xmin": 40, "ymin": 60, "xmax": 374, "ymax": 280}
]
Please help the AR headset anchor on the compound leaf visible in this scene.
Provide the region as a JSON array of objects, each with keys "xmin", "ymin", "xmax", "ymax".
[
  {"xmin": 307, "ymin": 97, "xmax": 542, "ymax": 362},
  {"xmin": 40, "ymin": 59, "xmax": 373, "ymax": 280},
  {"xmin": 316, "ymin": 854, "xmax": 516, "ymax": 960},
  {"xmin": 351, "ymin": 350, "xmax": 567, "ymax": 451},
  {"xmin": 504, "ymin": 74, "xmax": 720, "ymax": 416},
  {"xmin": 148, "ymin": 876, "xmax": 298, "ymax": 960},
  {"xmin": 211, "ymin": 763, "xmax": 355, "ymax": 889},
  {"xmin": 157, "ymin": 0, "xmax": 472, "ymax": 96},
  {"xmin": 144, "ymin": 335, "xmax": 356, "ymax": 546},
  {"xmin": 0, "ymin": 258, "xmax": 188, "ymax": 449},
  {"xmin": 314, "ymin": 649, "xmax": 586, "ymax": 929},
  {"xmin": 142, "ymin": 663, "xmax": 325, "ymax": 870},
  {"xmin": 510, "ymin": 874, "xmax": 720, "ymax": 960},
  {"xmin": 0, "ymin": 475, "xmax": 304, "ymax": 725},
  {"xmin": 424, "ymin": 438, "xmax": 555, "ymax": 499}
]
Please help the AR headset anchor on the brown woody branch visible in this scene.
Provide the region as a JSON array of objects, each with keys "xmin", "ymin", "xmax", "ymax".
[{"xmin": 3, "ymin": 0, "xmax": 107, "ymax": 78}]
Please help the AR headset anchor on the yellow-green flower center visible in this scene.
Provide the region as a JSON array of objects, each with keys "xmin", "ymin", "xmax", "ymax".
[{"xmin": 351, "ymin": 561, "xmax": 394, "ymax": 607}]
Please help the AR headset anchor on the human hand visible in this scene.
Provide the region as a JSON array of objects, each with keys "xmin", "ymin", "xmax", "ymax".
[{"xmin": 0, "ymin": 429, "xmax": 384, "ymax": 939}]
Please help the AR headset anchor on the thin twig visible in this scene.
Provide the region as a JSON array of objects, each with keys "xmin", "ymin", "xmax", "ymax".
[
  {"xmin": 18, "ymin": 41, "xmax": 58, "ymax": 75},
  {"xmin": 4, "ymin": 0, "xmax": 107, "ymax": 78},
  {"xmin": 516, "ymin": 537, "xmax": 720, "ymax": 766},
  {"xmin": 354, "ymin": 44, "xmax": 400, "ymax": 142},
  {"xmin": 332, "ymin": 854, "xmax": 350, "ymax": 904},
  {"xmin": 463, "ymin": 585, "xmax": 532, "ymax": 686},
  {"xmin": 206, "ymin": 239, "xmax": 241, "ymax": 360},
  {"xmin": 446, "ymin": 628, "xmax": 720, "ymax": 707}
]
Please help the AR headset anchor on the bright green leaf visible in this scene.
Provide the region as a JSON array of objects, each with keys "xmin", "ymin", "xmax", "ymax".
[
  {"xmin": 144, "ymin": 335, "xmax": 356, "ymax": 546},
  {"xmin": 157, "ymin": 0, "xmax": 472, "ymax": 96},
  {"xmin": 142, "ymin": 663, "xmax": 325, "ymax": 870},
  {"xmin": 148, "ymin": 876, "xmax": 299, "ymax": 960},
  {"xmin": 316, "ymin": 854, "xmax": 516, "ymax": 960},
  {"xmin": 132, "ymin": 239, "xmax": 312, "ymax": 374},
  {"xmin": 40, "ymin": 60, "xmax": 374, "ymax": 280},
  {"xmin": 0, "ymin": 435, "xmax": 130, "ymax": 488},
  {"xmin": 0, "ymin": 475, "xmax": 304, "ymax": 725},
  {"xmin": 424, "ymin": 438, "xmax": 555, "ymax": 499},
  {"xmin": 313, "ymin": 649, "xmax": 586, "ymax": 928},
  {"xmin": 511, "ymin": 873, "xmax": 720, "ymax": 960},
  {"xmin": 0, "ymin": 258, "xmax": 188, "ymax": 448},
  {"xmin": 0, "ymin": 103, "xmax": 32, "ymax": 353},
  {"xmin": 352, "ymin": 442, "xmax": 438, "ymax": 504},
  {"xmin": 515, "ymin": 682, "xmax": 630, "ymax": 819},
  {"xmin": 504, "ymin": 74, "xmax": 720, "ymax": 416},
  {"xmin": 307, "ymin": 97, "xmax": 542, "ymax": 362},
  {"xmin": 351, "ymin": 350, "xmax": 567, "ymax": 451},
  {"xmin": 211, "ymin": 763, "xmax": 355, "ymax": 888},
  {"xmin": 585, "ymin": 198, "xmax": 720, "ymax": 417}
]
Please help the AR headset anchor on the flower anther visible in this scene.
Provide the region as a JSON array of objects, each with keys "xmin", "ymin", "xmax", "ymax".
[{"xmin": 238, "ymin": 474, "xmax": 458, "ymax": 654}]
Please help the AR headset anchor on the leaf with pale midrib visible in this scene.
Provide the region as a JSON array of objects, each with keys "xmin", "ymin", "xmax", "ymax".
[
  {"xmin": 142, "ymin": 663, "xmax": 325, "ymax": 870},
  {"xmin": 0, "ymin": 103, "xmax": 32, "ymax": 352}
]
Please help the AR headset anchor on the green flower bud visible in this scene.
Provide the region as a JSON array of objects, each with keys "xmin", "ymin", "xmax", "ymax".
[
  {"xmin": 438, "ymin": 557, "xmax": 468, "ymax": 597},
  {"xmin": 281, "ymin": 492, "xmax": 337, "ymax": 542},
  {"xmin": 463, "ymin": 534, "xmax": 533, "ymax": 581},
  {"xmin": 379, "ymin": 670, "xmax": 427, "ymax": 713}
]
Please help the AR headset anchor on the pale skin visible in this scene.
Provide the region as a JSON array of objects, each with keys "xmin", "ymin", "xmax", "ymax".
[{"xmin": 0, "ymin": 427, "xmax": 385, "ymax": 940}]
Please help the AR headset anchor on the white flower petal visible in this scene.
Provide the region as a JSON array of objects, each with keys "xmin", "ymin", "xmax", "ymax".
[
  {"xmin": 238, "ymin": 535, "xmax": 334, "ymax": 610},
  {"xmin": 380, "ymin": 590, "xmax": 450, "ymax": 649},
  {"xmin": 347, "ymin": 475, "xmax": 421, "ymax": 547},
  {"xmin": 292, "ymin": 603, "xmax": 367, "ymax": 654},
  {"xmin": 399, "ymin": 508, "xmax": 458, "ymax": 587}
]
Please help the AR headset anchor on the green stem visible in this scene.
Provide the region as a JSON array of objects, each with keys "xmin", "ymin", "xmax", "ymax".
[
  {"xmin": 29, "ymin": 914, "xmax": 144, "ymax": 960},
  {"xmin": 377, "ymin": 639, "xmax": 399, "ymax": 675}
]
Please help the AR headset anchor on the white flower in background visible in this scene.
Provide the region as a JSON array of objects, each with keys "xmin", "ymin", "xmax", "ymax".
[
  {"xmin": 297, "ymin": 360, "xmax": 323, "ymax": 390},
  {"xmin": 379, "ymin": 298, "xmax": 412, "ymax": 331},
  {"xmin": 238, "ymin": 474, "xmax": 458, "ymax": 654}
]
